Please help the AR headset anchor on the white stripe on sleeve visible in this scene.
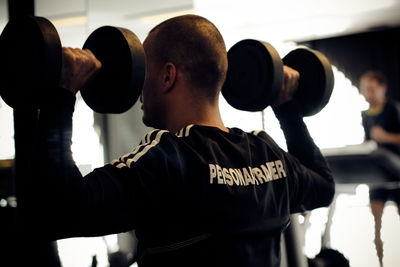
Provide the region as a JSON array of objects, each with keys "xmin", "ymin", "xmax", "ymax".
[
  {"xmin": 112, "ymin": 129, "xmax": 163, "ymax": 168},
  {"xmin": 126, "ymin": 130, "xmax": 168, "ymax": 166},
  {"xmin": 185, "ymin": 124, "xmax": 194, "ymax": 137}
]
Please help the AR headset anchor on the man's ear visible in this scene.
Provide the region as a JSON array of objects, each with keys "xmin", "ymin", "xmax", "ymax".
[{"xmin": 162, "ymin": 62, "xmax": 177, "ymax": 93}]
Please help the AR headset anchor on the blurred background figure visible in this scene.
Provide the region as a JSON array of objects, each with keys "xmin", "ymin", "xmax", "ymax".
[{"xmin": 360, "ymin": 70, "xmax": 400, "ymax": 267}]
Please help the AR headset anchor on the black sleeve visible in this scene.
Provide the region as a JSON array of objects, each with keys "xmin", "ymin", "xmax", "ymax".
[
  {"xmin": 31, "ymin": 88, "xmax": 137, "ymax": 240},
  {"xmin": 273, "ymin": 102, "xmax": 335, "ymax": 213}
]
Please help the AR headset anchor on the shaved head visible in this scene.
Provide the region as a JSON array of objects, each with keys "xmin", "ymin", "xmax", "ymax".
[{"xmin": 145, "ymin": 15, "xmax": 228, "ymax": 101}]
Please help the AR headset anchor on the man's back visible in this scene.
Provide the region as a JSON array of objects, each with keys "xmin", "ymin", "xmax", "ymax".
[{"xmin": 108, "ymin": 125, "xmax": 333, "ymax": 266}]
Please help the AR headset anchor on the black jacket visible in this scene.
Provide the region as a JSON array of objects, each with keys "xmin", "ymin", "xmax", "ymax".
[{"xmin": 30, "ymin": 89, "xmax": 334, "ymax": 267}]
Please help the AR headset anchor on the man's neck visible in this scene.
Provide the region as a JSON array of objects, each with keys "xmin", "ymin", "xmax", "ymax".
[{"xmin": 166, "ymin": 104, "xmax": 228, "ymax": 134}]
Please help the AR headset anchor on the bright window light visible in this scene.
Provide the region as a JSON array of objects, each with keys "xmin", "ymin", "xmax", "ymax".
[
  {"xmin": 71, "ymin": 95, "xmax": 104, "ymax": 169},
  {"xmin": 219, "ymin": 96, "xmax": 264, "ymax": 132},
  {"xmin": 57, "ymin": 236, "xmax": 111, "ymax": 267},
  {"xmin": 0, "ymin": 99, "xmax": 14, "ymax": 160},
  {"xmin": 304, "ymin": 66, "xmax": 369, "ymax": 149}
]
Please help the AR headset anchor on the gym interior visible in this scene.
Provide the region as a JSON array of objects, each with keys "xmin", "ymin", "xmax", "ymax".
[{"xmin": 1, "ymin": 0, "xmax": 400, "ymax": 266}]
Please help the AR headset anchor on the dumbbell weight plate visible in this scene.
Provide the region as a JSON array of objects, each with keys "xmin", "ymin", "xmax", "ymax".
[
  {"xmin": 0, "ymin": 16, "xmax": 62, "ymax": 109},
  {"xmin": 222, "ymin": 39, "xmax": 283, "ymax": 112},
  {"xmin": 283, "ymin": 48, "xmax": 334, "ymax": 117},
  {"xmin": 82, "ymin": 26, "xmax": 145, "ymax": 114}
]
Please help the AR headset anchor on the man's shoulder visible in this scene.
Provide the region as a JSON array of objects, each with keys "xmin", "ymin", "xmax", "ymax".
[
  {"xmin": 247, "ymin": 129, "xmax": 279, "ymax": 146},
  {"xmin": 109, "ymin": 128, "xmax": 177, "ymax": 169}
]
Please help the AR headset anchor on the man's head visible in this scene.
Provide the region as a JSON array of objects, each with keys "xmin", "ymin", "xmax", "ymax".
[
  {"xmin": 140, "ymin": 14, "xmax": 228, "ymax": 129},
  {"xmin": 360, "ymin": 70, "xmax": 387, "ymax": 107}
]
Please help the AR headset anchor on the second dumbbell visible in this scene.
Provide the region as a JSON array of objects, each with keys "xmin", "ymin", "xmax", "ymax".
[
  {"xmin": 222, "ymin": 39, "xmax": 334, "ymax": 116},
  {"xmin": 0, "ymin": 16, "xmax": 145, "ymax": 114}
]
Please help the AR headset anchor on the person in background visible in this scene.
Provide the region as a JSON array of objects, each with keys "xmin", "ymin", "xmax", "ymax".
[{"xmin": 360, "ymin": 70, "xmax": 400, "ymax": 267}]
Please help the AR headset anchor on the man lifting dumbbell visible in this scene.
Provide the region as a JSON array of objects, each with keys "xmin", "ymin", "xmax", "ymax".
[{"xmin": 13, "ymin": 14, "xmax": 334, "ymax": 267}]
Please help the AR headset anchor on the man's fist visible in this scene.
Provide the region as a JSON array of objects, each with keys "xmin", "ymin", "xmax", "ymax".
[
  {"xmin": 272, "ymin": 66, "xmax": 300, "ymax": 107},
  {"xmin": 60, "ymin": 47, "xmax": 102, "ymax": 94}
]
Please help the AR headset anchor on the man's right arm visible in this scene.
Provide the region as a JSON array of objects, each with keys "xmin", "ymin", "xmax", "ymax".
[
  {"xmin": 28, "ymin": 88, "xmax": 138, "ymax": 240},
  {"xmin": 269, "ymin": 66, "xmax": 334, "ymax": 212},
  {"xmin": 273, "ymin": 101, "xmax": 335, "ymax": 213}
]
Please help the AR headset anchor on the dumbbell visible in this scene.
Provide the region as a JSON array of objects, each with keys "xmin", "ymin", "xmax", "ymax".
[
  {"xmin": 0, "ymin": 16, "xmax": 145, "ymax": 114},
  {"xmin": 222, "ymin": 39, "xmax": 334, "ymax": 116}
]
